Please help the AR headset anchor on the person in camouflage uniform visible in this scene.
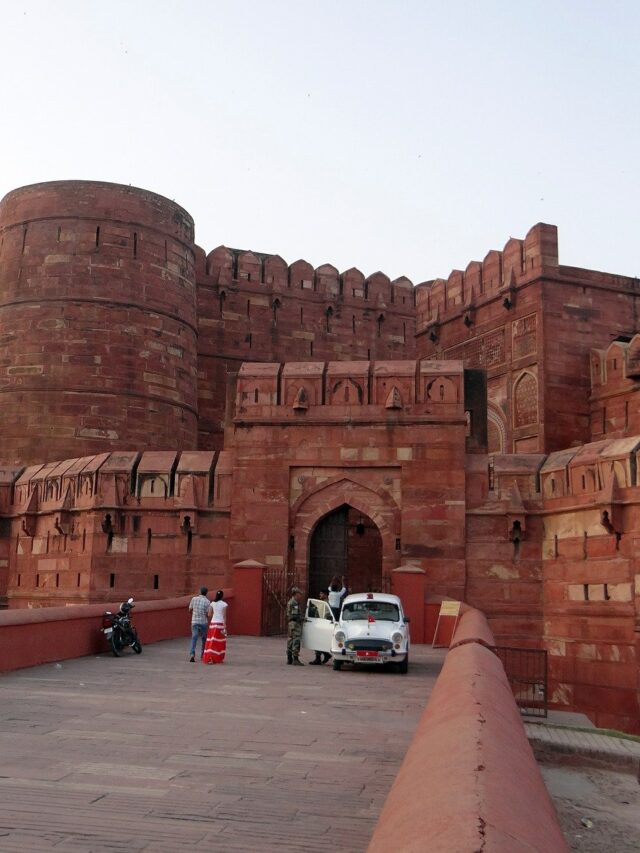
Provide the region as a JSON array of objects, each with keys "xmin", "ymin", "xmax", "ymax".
[{"xmin": 286, "ymin": 587, "xmax": 305, "ymax": 666}]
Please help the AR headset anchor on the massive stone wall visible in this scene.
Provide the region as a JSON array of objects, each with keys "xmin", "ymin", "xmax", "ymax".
[
  {"xmin": 229, "ymin": 359, "xmax": 469, "ymax": 598},
  {"xmin": 538, "ymin": 438, "xmax": 640, "ymax": 732},
  {"xmin": 415, "ymin": 223, "xmax": 640, "ymax": 454},
  {"xmin": 0, "ymin": 179, "xmax": 638, "ymax": 731},
  {"xmin": 195, "ymin": 246, "xmax": 416, "ymax": 449},
  {"xmin": 462, "ymin": 439, "xmax": 640, "ymax": 731},
  {"xmin": 590, "ymin": 335, "xmax": 640, "ymax": 439},
  {"xmin": 0, "ymin": 180, "xmax": 418, "ymax": 461},
  {"xmin": 0, "ymin": 182, "xmax": 199, "ymax": 465},
  {"xmin": 2, "ymin": 450, "xmax": 230, "ymax": 608}
]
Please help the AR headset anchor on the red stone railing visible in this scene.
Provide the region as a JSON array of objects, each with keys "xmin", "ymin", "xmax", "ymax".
[
  {"xmin": 0, "ymin": 591, "xmax": 234, "ymax": 673},
  {"xmin": 367, "ymin": 608, "xmax": 568, "ymax": 853}
]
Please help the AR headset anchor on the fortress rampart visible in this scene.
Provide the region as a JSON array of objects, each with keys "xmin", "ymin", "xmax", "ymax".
[
  {"xmin": 0, "ymin": 179, "xmax": 420, "ymax": 461},
  {"xmin": 0, "ymin": 181, "xmax": 199, "ymax": 465},
  {"xmin": 415, "ymin": 223, "xmax": 640, "ymax": 455},
  {"xmin": 414, "ymin": 222, "xmax": 560, "ymax": 330},
  {"xmin": 0, "ymin": 179, "xmax": 639, "ymax": 732},
  {"xmin": 2, "ymin": 178, "xmax": 639, "ymax": 462},
  {"xmin": 195, "ymin": 246, "xmax": 416, "ymax": 449}
]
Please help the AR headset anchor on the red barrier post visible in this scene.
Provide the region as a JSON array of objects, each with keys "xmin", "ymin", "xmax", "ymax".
[
  {"xmin": 391, "ymin": 564, "xmax": 426, "ymax": 643},
  {"xmin": 230, "ymin": 560, "xmax": 266, "ymax": 636}
]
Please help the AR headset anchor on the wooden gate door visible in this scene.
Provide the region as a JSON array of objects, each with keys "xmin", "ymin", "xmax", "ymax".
[{"xmin": 309, "ymin": 506, "xmax": 348, "ymax": 598}]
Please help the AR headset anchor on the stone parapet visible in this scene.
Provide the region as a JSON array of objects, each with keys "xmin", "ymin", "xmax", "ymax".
[{"xmin": 367, "ymin": 639, "xmax": 568, "ymax": 853}]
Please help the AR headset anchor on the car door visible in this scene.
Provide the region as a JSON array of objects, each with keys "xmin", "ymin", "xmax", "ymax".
[{"xmin": 301, "ymin": 599, "xmax": 335, "ymax": 653}]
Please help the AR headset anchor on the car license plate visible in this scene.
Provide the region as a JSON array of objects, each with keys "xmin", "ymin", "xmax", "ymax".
[{"xmin": 357, "ymin": 650, "xmax": 379, "ymax": 658}]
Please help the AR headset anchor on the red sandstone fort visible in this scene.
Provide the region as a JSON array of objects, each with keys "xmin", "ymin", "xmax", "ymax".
[{"xmin": 0, "ymin": 180, "xmax": 638, "ymax": 732}]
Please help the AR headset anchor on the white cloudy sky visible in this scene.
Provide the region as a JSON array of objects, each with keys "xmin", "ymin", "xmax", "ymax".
[{"xmin": 0, "ymin": 0, "xmax": 638, "ymax": 283}]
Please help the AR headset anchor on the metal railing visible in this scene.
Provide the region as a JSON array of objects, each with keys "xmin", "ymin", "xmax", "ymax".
[
  {"xmin": 493, "ymin": 646, "xmax": 548, "ymax": 718},
  {"xmin": 261, "ymin": 567, "xmax": 295, "ymax": 636}
]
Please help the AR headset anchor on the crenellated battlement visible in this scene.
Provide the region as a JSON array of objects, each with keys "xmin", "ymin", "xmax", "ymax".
[
  {"xmin": 6, "ymin": 450, "xmax": 223, "ymax": 517},
  {"xmin": 540, "ymin": 437, "xmax": 640, "ymax": 500},
  {"xmin": 203, "ymin": 244, "xmax": 415, "ymax": 307},
  {"xmin": 234, "ymin": 359, "xmax": 465, "ymax": 419},
  {"xmin": 415, "ymin": 223, "xmax": 559, "ymax": 332},
  {"xmin": 589, "ymin": 334, "xmax": 640, "ymax": 440},
  {"xmin": 1, "ymin": 448, "xmax": 232, "ymax": 608}
]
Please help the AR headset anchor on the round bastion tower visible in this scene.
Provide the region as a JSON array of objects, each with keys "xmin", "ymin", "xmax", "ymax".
[{"xmin": 0, "ymin": 181, "xmax": 199, "ymax": 466}]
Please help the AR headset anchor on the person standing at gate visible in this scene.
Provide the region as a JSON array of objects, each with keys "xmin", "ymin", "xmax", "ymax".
[
  {"xmin": 286, "ymin": 587, "xmax": 305, "ymax": 666},
  {"xmin": 188, "ymin": 585, "xmax": 210, "ymax": 662},
  {"xmin": 328, "ymin": 575, "xmax": 347, "ymax": 620}
]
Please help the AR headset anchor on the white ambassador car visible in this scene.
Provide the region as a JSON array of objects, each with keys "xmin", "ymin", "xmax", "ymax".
[{"xmin": 301, "ymin": 592, "xmax": 410, "ymax": 673}]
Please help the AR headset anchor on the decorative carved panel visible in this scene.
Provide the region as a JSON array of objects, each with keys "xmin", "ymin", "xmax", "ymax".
[
  {"xmin": 444, "ymin": 328, "xmax": 505, "ymax": 368},
  {"xmin": 512, "ymin": 313, "xmax": 537, "ymax": 360},
  {"xmin": 514, "ymin": 372, "xmax": 538, "ymax": 427}
]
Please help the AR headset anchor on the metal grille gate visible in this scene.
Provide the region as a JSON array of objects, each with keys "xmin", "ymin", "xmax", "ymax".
[
  {"xmin": 493, "ymin": 646, "xmax": 548, "ymax": 718},
  {"xmin": 262, "ymin": 566, "xmax": 296, "ymax": 636}
]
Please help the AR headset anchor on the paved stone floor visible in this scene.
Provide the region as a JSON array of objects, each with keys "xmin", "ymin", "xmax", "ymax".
[{"xmin": 0, "ymin": 636, "xmax": 445, "ymax": 852}]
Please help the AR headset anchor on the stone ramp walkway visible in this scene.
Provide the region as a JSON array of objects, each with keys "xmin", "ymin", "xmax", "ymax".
[{"xmin": 0, "ymin": 636, "xmax": 445, "ymax": 852}]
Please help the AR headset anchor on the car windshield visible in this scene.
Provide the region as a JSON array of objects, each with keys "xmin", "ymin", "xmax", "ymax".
[{"xmin": 341, "ymin": 601, "xmax": 400, "ymax": 622}]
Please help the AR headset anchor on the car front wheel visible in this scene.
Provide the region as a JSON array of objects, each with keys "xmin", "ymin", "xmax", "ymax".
[
  {"xmin": 333, "ymin": 659, "xmax": 343, "ymax": 671},
  {"xmin": 398, "ymin": 655, "xmax": 408, "ymax": 674}
]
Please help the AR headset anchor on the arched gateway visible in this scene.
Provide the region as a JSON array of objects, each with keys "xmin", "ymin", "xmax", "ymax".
[{"xmin": 291, "ymin": 477, "xmax": 400, "ymax": 594}]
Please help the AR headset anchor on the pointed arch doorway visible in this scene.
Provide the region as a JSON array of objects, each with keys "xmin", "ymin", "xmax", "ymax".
[{"xmin": 308, "ymin": 504, "xmax": 383, "ymax": 597}]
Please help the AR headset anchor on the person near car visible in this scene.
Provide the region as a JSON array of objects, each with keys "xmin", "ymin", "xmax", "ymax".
[
  {"xmin": 328, "ymin": 575, "xmax": 347, "ymax": 620},
  {"xmin": 286, "ymin": 587, "xmax": 305, "ymax": 666},
  {"xmin": 202, "ymin": 589, "xmax": 228, "ymax": 665},
  {"xmin": 309, "ymin": 591, "xmax": 332, "ymax": 665},
  {"xmin": 188, "ymin": 585, "xmax": 210, "ymax": 662}
]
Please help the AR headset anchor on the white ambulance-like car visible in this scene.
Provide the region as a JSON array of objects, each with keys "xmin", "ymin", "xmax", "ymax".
[{"xmin": 302, "ymin": 592, "xmax": 410, "ymax": 673}]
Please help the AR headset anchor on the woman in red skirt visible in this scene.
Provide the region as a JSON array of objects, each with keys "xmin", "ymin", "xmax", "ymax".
[{"xmin": 202, "ymin": 589, "xmax": 228, "ymax": 664}]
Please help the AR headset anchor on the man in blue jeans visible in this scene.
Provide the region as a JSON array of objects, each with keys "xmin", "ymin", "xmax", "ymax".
[{"xmin": 188, "ymin": 586, "xmax": 211, "ymax": 662}]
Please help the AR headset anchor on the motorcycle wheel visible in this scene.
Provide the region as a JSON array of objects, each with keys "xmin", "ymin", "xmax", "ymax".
[
  {"xmin": 110, "ymin": 632, "xmax": 124, "ymax": 657},
  {"xmin": 132, "ymin": 640, "xmax": 142, "ymax": 654}
]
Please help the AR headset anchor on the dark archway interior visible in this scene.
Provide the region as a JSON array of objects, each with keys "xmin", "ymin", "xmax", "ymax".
[{"xmin": 308, "ymin": 504, "xmax": 382, "ymax": 598}]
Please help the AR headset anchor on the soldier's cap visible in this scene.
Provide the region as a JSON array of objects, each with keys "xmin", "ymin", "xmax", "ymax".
[{"xmin": 291, "ymin": 586, "xmax": 303, "ymax": 594}]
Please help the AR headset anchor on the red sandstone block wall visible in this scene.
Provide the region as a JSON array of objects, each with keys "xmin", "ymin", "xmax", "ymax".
[
  {"xmin": 542, "ymin": 280, "xmax": 637, "ymax": 453},
  {"xmin": 540, "ymin": 444, "xmax": 640, "ymax": 731},
  {"xmin": 195, "ymin": 248, "xmax": 416, "ymax": 448},
  {"xmin": 415, "ymin": 223, "xmax": 639, "ymax": 455},
  {"xmin": 3, "ymin": 450, "xmax": 232, "ymax": 609},
  {"xmin": 0, "ymin": 182, "xmax": 199, "ymax": 466},
  {"xmin": 590, "ymin": 336, "xmax": 640, "ymax": 441},
  {"xmin": 465, "ymin": 513, "xmax": 544, "ymax": 646},
  {"xmin": 229, "ymin": 360, "xmax": 469, "ymax": 597},
  {"xmin": 417, "ymin": 277, "xmax": 545, "ymax": 454}
]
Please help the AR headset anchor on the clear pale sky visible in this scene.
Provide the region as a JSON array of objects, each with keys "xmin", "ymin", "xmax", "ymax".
[{"xmin": 0, "ymin": 0, "xmax": 638, "ymax": 284}]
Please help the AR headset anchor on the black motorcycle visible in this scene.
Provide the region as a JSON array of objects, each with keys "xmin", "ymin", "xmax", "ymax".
[{"xmin": 102, "ymin": 597, "xmax": 142, "ymax": 657}]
